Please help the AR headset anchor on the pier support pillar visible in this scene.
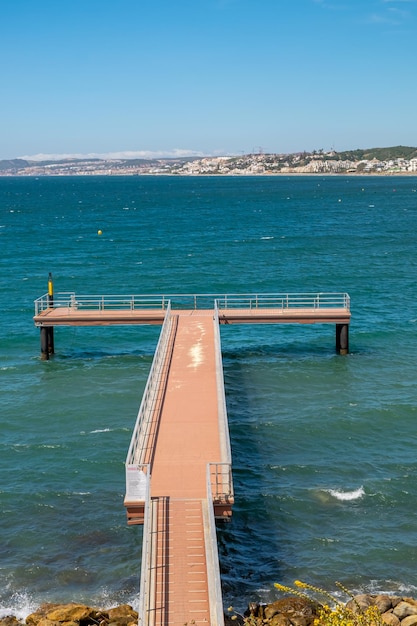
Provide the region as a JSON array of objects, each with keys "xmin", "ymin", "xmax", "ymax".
[
  {"xmin": 336, "ymin": 323, "xmax": 349, "ymax": 355},
  {"xmin": 40, "ymin": 327, "xmax": 54, "ymax": 360}
]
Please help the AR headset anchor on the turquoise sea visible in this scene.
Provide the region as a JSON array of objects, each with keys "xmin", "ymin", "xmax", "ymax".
[{"xmin": 1, "ymin": 174, "xmax": 417, "ymax": 617}]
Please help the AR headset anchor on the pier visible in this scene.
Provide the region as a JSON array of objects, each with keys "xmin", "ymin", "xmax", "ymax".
[{"xmin": 34, "ymin": 291, "xmax": 351, "ymax": 625}]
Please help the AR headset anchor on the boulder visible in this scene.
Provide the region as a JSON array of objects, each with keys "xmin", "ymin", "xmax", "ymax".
[
  {"xmin": 263, "ymin": 596, "xmax": 317, "ymax": 624},
  {"xmin": 25, "ymin": 603, "xmax": 138, "ymax": 626},
  {"xmin": 405, "ymin": 599, "xmax": 417, "ymax": 609},
  {"xmin": 0, "ymin": 618, "xmax": 24, "ymax": 626},
  {"xmin": 269, "ymin": 615, "xmax": 292, "ymax": 626},
  {"xmin": 381, "ymin": 612, "xmax": 401, "ymax": 626},
  {"xmin": 401, "ymin": 617, "xmax": 417, "ymax": 626},
  {"xmin": 107, "ymin": 606, "xmax": 137, "ymax": 621},
  {"xmin": 26, "ymin": 605, "xmax": 59, "ymax": 626},
  {"xmin": 346, "ymin": 594, "xmax": 373, "ymax": 612},
  {"xmin": 393, "ymin": 602, "xmax": 417, "ymax": 619},
  {"xmin": 375, "ymin": 595, "xmax": 394, "ymax": 613},
  {"xmin": 45, "ymin": 605, "xmax": 93, "ymax": 622}
]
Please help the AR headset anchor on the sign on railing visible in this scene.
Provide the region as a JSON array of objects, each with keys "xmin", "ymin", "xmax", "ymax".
[{"xmin": 125, "ymin": 464, "xmax": 148, "ymax": 501}]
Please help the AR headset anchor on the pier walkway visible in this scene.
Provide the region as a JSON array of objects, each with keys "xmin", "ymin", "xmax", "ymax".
[{"xmin": 33, "ymin": 292, "xmax": 351, "ymax": 625}]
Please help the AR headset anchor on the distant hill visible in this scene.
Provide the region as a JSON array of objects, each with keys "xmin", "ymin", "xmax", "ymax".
[
  {"xmin": 0, "ymin": 146, "xmax": 416, "ymax": 176},
  {"xmin": 0, "ymin": 158, "xmax": 29, "ymax": 171},
  {"xmin": 334, "ymin": 146, "xmax": 417, "ymax": 161}
]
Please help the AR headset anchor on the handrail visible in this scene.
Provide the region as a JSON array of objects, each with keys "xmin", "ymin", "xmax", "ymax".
[
  {"xmin": 137, "ymin": 466, "xmax": 152, "ymax": 625},
  {"xmin": 208, "ymin": 462, "xmax": 234, "ymax": 505},
  {"xmin": 216, "ymin": 292, "xmax": 350, "ymax": 310},
  {"xmin": 204, "ymin": 466, "xmax": 226, "ymax": 626},
  {"xmin": 34, "ymin": 291, "xmax": 350, "ymax": 315},
  {"xmin": 213, "ymin": 304, "xmax": 232, "ymax": 466},
  {"xmin": 125, "ymin": 302, "xmax": 176, "ymax": 469}
]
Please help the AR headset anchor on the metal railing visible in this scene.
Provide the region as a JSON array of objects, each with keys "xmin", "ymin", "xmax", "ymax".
[
  {"xmin": 215, "ymin": 292, "xmax": 350, "ymax": 310},
  {"xmin": 205, "ymin": 467, "xmax": 227, "ymax": 626},
  {"xmin": 213, "ymin": 304, "xmax": 233, "ymax": 466},
  {"xmin": 208, "ymin": 462, "xmax": 234, "ymax": 505},
  {"xmin": 125, "ymin": 302, "xmax": 176, "ymax": 470},
  {"xmin": 34, "ymin": 292, "xmax": 170, "ymax": 316},
  {"xmin": 137, "ymin": 466, "xmax": 153, "ymax": 625},
  {"xmin": 35, "ymin": 291, "xmax": 350, "ymax": 316}
]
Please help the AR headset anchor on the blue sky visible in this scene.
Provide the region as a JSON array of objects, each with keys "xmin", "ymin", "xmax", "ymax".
[{"xmin": 2, "ymin": 0, "xmax": 417, "ymax": 160}]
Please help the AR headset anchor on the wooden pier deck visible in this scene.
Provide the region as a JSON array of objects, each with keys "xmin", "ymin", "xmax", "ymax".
[
  {"xmin": 33, "ymin": 291, "xmax": 351, "ymax": 626},
  {"xmin": 135, "ymin": 312, "xmax": 224, "ymax": 625}
]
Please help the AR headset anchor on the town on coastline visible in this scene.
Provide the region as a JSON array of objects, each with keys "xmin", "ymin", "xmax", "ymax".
[{"xmin": 1, "ymin": 146, "xmax": 417, "ymax": 177}]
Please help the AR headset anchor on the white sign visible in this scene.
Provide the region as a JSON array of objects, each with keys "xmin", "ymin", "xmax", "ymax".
[{"xmin": 125, "ymin": 465, "xmax": 147, "ymax": 500}]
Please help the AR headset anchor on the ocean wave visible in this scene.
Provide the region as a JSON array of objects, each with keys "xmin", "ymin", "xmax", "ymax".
[
  {"xmin": 89, "ymin": 428, "xmax": 112, "ymax": 434},
  {"xmin": 0, "ymin": 587, "xmax": 139, "ymax": 620},
  {"xmin": 325, "ymin": 486, "xmax": 365, "ymax": 501},
  {"xmin": 0, "ymin": 591, "xmax": 38, "ymax": 620}
]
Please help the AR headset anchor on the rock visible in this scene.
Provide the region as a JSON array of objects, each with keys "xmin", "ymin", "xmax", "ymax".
[
  {"xmin": 405, "ymin": 599, "xmax": 417, "ymax": 609},
  {"xmin": 393, "ymin": 602, "xmax": 417, "ymax": 619},
  {"xmin": 245, "ymin": 602, "xmax": 261, "ymax": 618},
  {"xmin": 0, "ymin": 618, "xmax": 24, "ymax": 626},
  {"xmin": 45, "ymin": 605, "xmax": 93, "ymax": 622},
  {"xmin": 375, "ymin": 595, "xmax": 394, "ymax": 613},
  {"xmin": 290, "ymin": 618, "xmax": 310, "ymax": 626},
  {"xmin": 269, "ymin": 615, "xmax": 292, "ymax": 626},
  {"xmin": 107, "ymin": 606, "xmax": 137, "ymax": 621},
  {"xmin": 224, "ymin": 614, "xmax": 244, "ymax": 626},
  {"xmin": 381, "ymin": 612, "xmax": 401, "ymax": 626},
  {"xmin": 401, "ymin": 617, "xmax": 417, "ymax": 626},
  {"xmin": 25, "ymin": 603, "xmax": 138, "ymax": 626},
  {"xmin": 346, "ymin": 594, "xmax": 373, "ymax": 612},
  {"xmin": 26, "ymin": 605, "xmax": 59, "ymax": 626},
  {"xmin": 264, "ymin": 596, "xmax": 317, "ymax": 624}
]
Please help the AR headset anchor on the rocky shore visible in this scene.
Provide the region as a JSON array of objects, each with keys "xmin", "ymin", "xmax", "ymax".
[
  {"xmin": 0, "ymin": 603, "xmax": 138, "ymax": 626},
  {"xmin": 227, "ymin": 593, "xmax": 417, "ymax": 626},
  {"xmin": 3, "ymin": 593, "xmax": 417, "ymax": 626}
]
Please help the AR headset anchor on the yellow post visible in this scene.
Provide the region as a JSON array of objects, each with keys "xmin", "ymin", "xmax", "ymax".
[
  {"xmin": 43, "ymin": 273, "xmax": 55, "ymax": 357},
  {"xmin": 47, "ymin": 272, "xmax": 54, "ymax": 308}
]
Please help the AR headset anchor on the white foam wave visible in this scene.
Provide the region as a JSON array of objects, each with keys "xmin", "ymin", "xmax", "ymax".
[
  {"xmin": 90, "ymin": 428, "xmax": 111, "ymax": 434},
  {"xmin": 326, "ymin": 486, "xmax": 365, "ymax": 501},
  {"xmin": 0, "ymin": 592, "xmax": 38, "ymax": 619}
]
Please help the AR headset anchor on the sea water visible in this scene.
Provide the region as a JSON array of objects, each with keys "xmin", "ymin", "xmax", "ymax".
[{"xmin": 1, "ymin": 174, "xmax": 417, "ymax": 616}]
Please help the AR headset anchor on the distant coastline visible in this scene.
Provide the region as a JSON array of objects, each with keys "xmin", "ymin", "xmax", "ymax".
[{"xmin": 1, "ymin": 146, "xmax": 417, "ymax": 177}]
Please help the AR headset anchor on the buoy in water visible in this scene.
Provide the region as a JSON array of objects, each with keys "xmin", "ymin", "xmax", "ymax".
[{"xmin": 97, "ymin": 229, "xmax": 103, "ymax": 235}]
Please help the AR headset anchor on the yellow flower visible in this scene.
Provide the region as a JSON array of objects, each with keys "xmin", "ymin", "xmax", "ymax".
[
  {"xmin": 294, "ymin": 580, "xmax": 308, "ymax": 588},
  {"xmin": 274, "ymin": 583, "xmax": 293, "ymax": 593}
]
